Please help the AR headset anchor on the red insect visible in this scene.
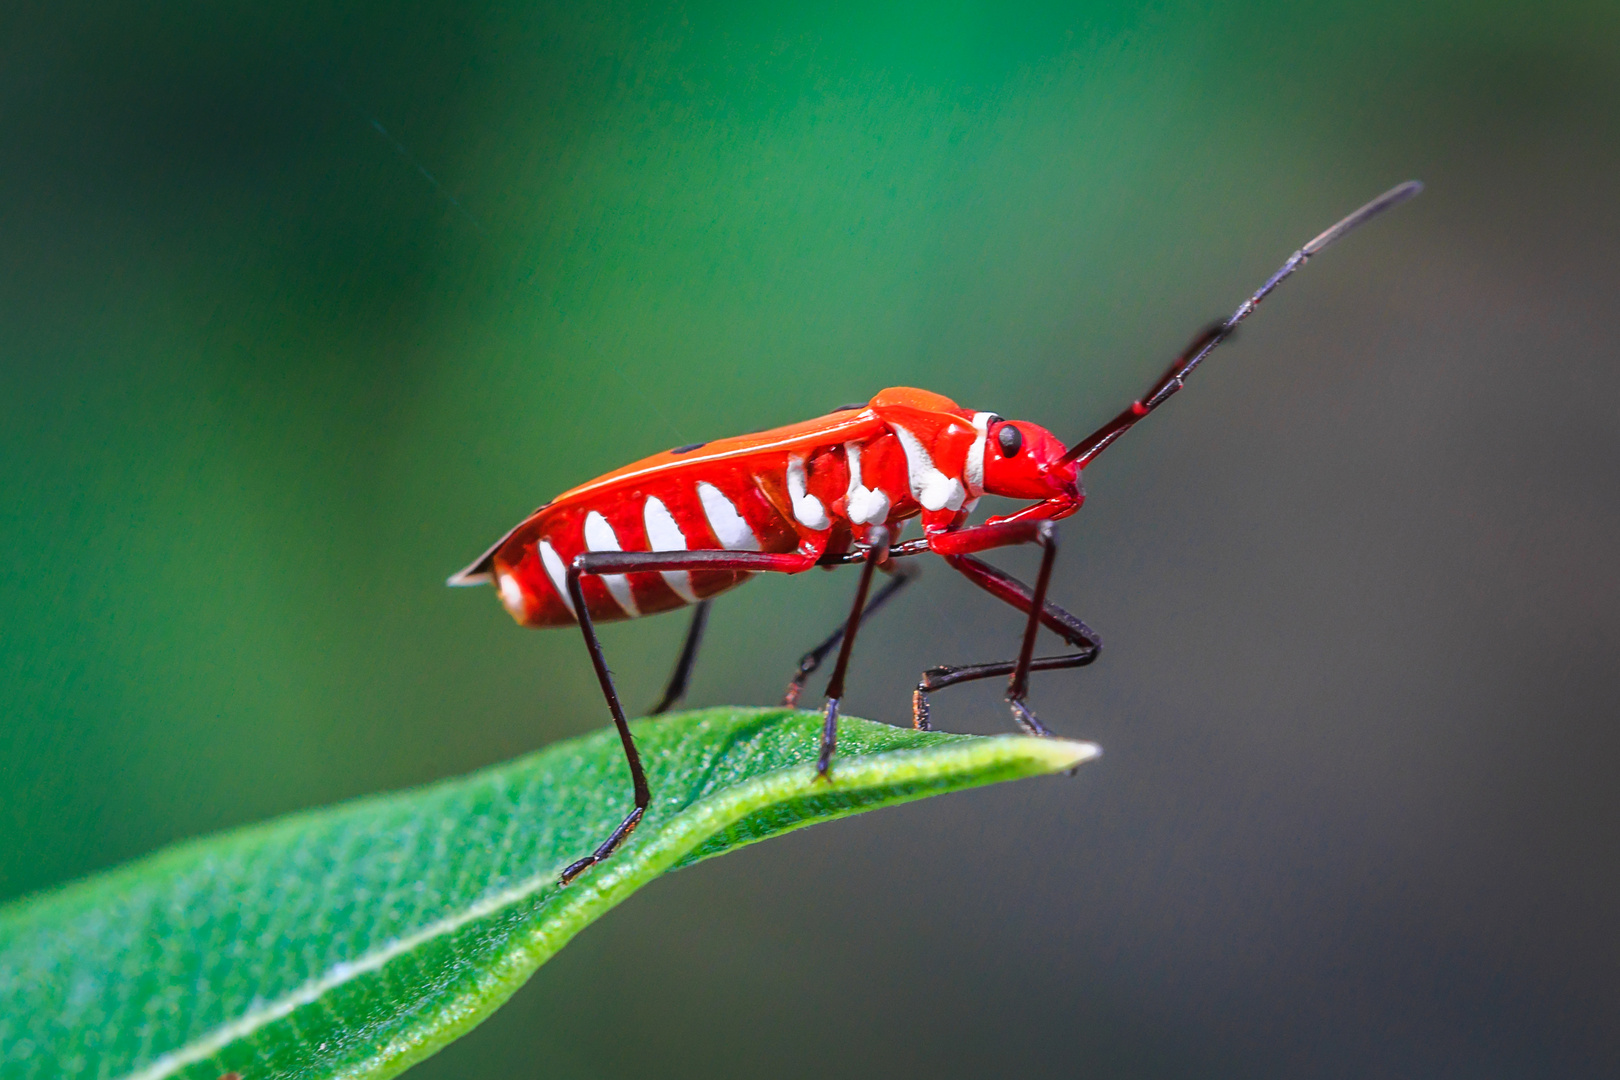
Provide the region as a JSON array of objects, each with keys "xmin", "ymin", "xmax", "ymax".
[{"xmin": 450, "ymin": 183, "xmax": 1421, "ymax": 884}]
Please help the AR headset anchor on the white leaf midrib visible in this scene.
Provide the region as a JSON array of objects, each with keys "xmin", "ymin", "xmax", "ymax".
[{"xmin": 117, "ymin": 866, "xmax": 559, "ymax": 1080}]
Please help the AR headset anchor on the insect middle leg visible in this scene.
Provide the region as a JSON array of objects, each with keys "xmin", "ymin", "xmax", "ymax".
[
  {"xmin": 782, "ymin": 560, "xmax": 917, "ymax": 708},
  {"xmin": 562, "ymin": 548, "xmax": 820, "ymax": 886},
  {"xmin": 651, "ymin": 551, "xmax": 914, "ymax": 718},
  {"xmin": 812, "ymin": 526, "xmax": 892, "ymax": 778},
  {"xmin": 913, "ymin": 522, "xmax": 1102, "ymax": 736}
]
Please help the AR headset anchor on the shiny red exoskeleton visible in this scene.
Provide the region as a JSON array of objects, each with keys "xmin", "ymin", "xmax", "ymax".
[
  {"xmin": 451, "ymin": 183, "xmax": 1421, "ymax": 884},
  {"xmin": 449, "ymin": 387, "xmax": 1080, "ymax": 627}
]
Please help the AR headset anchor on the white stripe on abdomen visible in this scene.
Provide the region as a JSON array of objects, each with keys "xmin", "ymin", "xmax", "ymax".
[
  {"xmin": 498, "ymin": 571, "xmax": 529, "ymax": 621},
  {"xmin": 538, "ymin": 540, "xmax": 574, "ymax": 617},
  {"xmin": 643, "ymin": 496, "xmax": 699, "ymax": 604},
  {"xmin": 697, "ymin": 482, "xmax": 761, "ymax": 550},
  {"xmin": 583, "ymin": 510, "xmax": 640, "ymax": 617}
]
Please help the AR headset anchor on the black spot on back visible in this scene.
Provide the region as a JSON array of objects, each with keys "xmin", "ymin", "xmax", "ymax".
[{"xmin": 671, "ymin": 442, "xmax": 706, "ymax": 454}]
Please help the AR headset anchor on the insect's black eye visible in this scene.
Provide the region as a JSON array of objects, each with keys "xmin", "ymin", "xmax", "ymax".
[{"xmin": 997, "ymin": 424, "xmax": 1023, "ymax": 457}]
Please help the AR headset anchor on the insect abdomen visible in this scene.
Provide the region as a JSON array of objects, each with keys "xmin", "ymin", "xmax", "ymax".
[{"xmin": 489, "ymin": 469, "xmax": 804, "ymax": 627}]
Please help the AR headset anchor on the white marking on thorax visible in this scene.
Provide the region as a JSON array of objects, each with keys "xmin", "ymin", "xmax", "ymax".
[
  {"xmin": 642, "ymin": 496, "xmax": 699, "ymax": 604},
  {"xmin": 890, "ymin": 424, "xmax": 967, "ymax": 513},
  {"xmin": 583, "ymin": 511, "xmax": 641, "ymax": 618},
  {"xmin": 537, "ymin": 540, "xmax": 574, "ymax": 617},
  {"xmin": 497, "ymin": 572, "xmax": 529, "ymax": 621},
  {"xmin": 697, "ymin": 482, "xmax": 761, "ymax": 550},
  {"xmin": 843, "ymin": 441, "xmax": 890, "ymax": 525},
  {"xmin": 964, "ymin": 412, "xmax": 995, "ymax": 498},
  {"xmin": 786, "ymin": 454, "xmax": 830, "ymax": 530}
]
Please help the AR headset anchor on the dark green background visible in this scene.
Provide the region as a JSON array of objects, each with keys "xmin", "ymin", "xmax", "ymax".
[{"xmin": 4, "ymin": 1, "xmax": 1617, "ymax": 1076}]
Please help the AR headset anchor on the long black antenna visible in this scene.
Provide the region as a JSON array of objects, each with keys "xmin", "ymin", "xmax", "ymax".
[{"xmin": 1061, "ymin": 180, "xmax": 1423, "ymax": 469}]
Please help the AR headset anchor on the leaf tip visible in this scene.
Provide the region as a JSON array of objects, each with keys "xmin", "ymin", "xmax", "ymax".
[{"xmin": 1025, "ymin": 737, "xmax": 1102, "ymax": 773}]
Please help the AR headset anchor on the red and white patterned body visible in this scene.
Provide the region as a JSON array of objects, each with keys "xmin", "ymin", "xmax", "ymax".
[{"xmin": 449, "ymin": 386, "xmax": 1083, "ymax": 626}]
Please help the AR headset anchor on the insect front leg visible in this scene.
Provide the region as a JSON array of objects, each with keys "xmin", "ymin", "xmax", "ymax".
[
  {"xmin": 916, "ymin": 522, "xmax": 1101, "ymax": 737},
  {"xmin": 561, "ymin": 548, "xmax": 819, "ymax": 886}
]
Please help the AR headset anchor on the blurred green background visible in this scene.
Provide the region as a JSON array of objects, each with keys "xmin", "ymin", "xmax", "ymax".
[{"xmin": 3, "ymin": 0, "xmax": 1617, "ymax": 1076}]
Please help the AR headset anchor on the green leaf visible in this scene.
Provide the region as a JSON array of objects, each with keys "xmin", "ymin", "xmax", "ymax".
[{"xmin": 0, "ymin": 707, "xmax": 1096, "ymax": 1080}]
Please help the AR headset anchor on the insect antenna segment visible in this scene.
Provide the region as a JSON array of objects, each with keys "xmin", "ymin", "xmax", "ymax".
[{"xmin": 1061, "ymin": 180, "xmax": 1423, "ymax": 469}]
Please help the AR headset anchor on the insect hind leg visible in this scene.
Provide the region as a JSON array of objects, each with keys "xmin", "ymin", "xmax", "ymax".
[
  {"xmin": 560, "ymin": 548, "xmax": 819, "ymax": 886},
  {"xmin": 648, "ymin": 599, "xmax": 712, "ymax": 715}
]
